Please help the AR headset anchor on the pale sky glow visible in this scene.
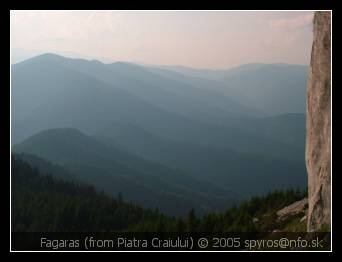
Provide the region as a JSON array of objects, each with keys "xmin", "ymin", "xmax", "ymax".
[{"xmin": 10, "ymin": 11, "xmax": 314, "ymax": 69}]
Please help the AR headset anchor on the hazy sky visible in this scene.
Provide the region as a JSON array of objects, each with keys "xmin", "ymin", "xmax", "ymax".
[{"xmin": 10, "ymin": 11, "xmax": 314, "ymax": 69}]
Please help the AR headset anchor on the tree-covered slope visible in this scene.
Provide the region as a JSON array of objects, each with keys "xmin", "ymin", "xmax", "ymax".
[
  {"xmin": 12, "ymin": 156, "xmax": 308, "ymax": 233},
  {"xmin": 12, "ymin": 129, "xmax": 238, "ymax": 216}
]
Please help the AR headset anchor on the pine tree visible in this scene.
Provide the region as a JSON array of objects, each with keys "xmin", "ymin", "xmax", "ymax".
[{"xmin": 187, "ymin": 209, "xmax": 198, "ymax": 232}]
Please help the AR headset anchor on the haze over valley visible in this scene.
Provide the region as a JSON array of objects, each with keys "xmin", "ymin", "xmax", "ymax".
[{"xmin": 11, "ymin": 53, "xmax": 308, "ymax": 216}]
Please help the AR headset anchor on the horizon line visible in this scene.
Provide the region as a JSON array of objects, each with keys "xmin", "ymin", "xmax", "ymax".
[{"xmin": 11, "ymin": 51, "xmax": 310, "ymax": 71}]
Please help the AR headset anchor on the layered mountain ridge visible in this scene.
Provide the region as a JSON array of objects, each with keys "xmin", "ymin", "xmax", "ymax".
[{"xmin": 11, "ymin": 53, "xmax": 308, "ymax": 216}]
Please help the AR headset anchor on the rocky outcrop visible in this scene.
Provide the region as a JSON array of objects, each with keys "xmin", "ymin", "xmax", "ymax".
[
  {"xmin": 306, "ymin": 11, "xmax": 331, "ymax": 232},
  {"xmin": 277, "ymin": 198, "xmax": 308, "ymax": 222}
]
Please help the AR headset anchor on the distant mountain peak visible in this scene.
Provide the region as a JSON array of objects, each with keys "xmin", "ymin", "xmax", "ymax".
[
  {"xmin": 27, "ymin": 53, "xmax": 65, "ymax": 61},
  {"xmin": 14, "ymin": 53, "xmax": 108, "ymax": 68}
]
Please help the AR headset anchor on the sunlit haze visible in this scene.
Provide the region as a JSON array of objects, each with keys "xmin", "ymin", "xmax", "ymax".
[{"xmin": 11, "ymin": 10, "xmax": 314, "ymax": 69}]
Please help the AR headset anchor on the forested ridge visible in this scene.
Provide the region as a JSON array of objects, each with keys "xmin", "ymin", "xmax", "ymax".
[
  {"xmin": 12, "ymin": 155, "xmax": 307, "ymax": 232},
  {"xmin": 12, "ymin": 54, "xmax": 308, "ymax": 204}
]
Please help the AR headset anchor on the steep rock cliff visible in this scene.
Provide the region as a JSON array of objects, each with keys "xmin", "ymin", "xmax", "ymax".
[{"xmin": 306, "ymin": 11, "xmax": 331, "ymax": 232}]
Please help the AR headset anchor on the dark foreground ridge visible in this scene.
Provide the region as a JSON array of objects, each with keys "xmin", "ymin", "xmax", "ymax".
[{"xmin": 11, "ymin": 155, "xmax": 331, "ymax": 251}]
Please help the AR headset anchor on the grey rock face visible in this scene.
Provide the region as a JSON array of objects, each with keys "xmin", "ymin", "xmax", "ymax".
[{"xmin": 306, "ymin": 11, "xmax": 331, "ymax": 232}]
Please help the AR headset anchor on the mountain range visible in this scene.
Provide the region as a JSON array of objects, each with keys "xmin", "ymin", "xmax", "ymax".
[{"xmin": 11, "ymin": 53, "xmax": 308, "ymax": 215}]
